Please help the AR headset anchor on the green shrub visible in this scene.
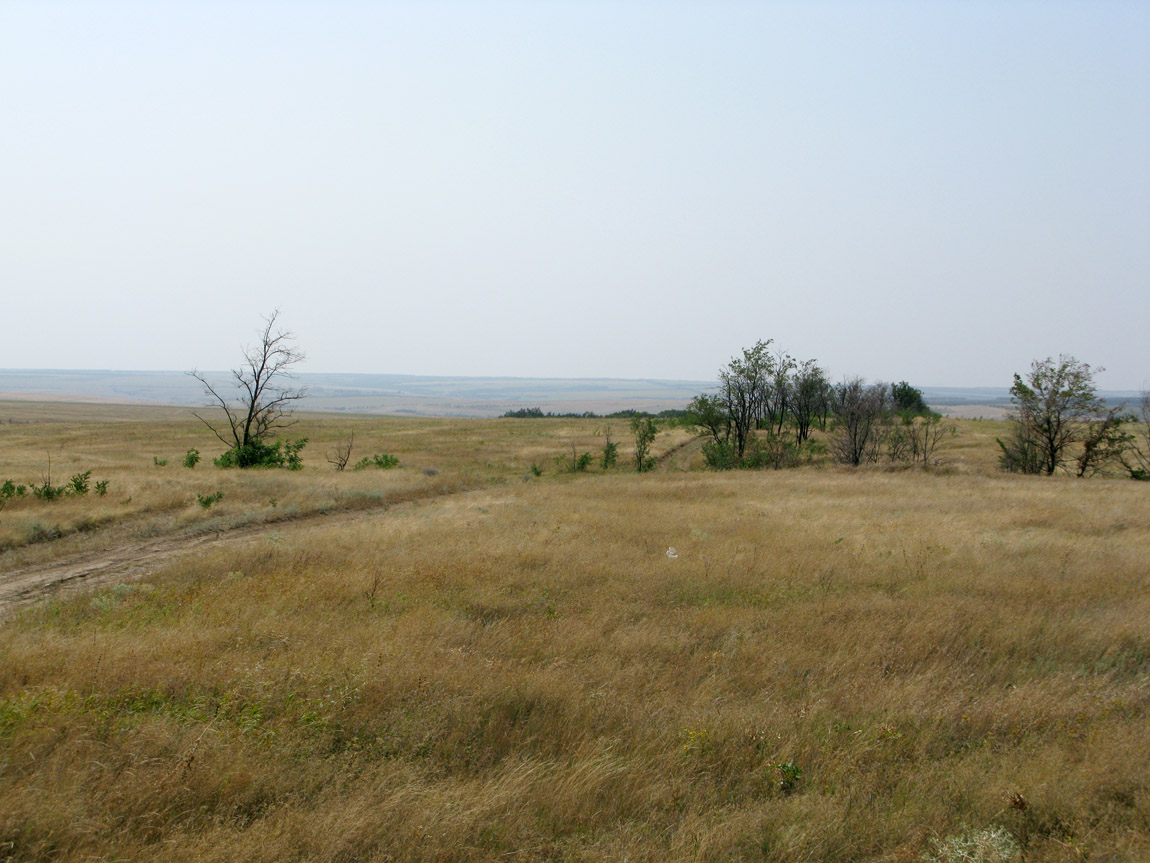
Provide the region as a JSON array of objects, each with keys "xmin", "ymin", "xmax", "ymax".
[
  {"xmin": 0, "ymin": 479, "xmax": 26, "ymax": 514},
  {"xmin": 183, "ymin": 448, "xmax": 201, "ymax": 469},
  {"xmin": 66, "ymin": 470, "xmax": 91, "ymax": 496},
  {"xmin": 601, "ymin": 442, "xmax": 618, "ymax": 468},
  {"xmin": 353, "ymin": 453, "xmax": 399, "ymax": 470},
  {"xmin": 600, "ymin": 429, "xmax": 618, "ymax": 469},
  {"xmin": 0, "ymin": 480, "xmax": 27, "ymax": 501},
  {"xmin": 742, "ymin": 433, "xmax": 802, "ymax": 469},
  {"xmin": 153, "ymin": 456, "xmax": 168, "ymax": 467},
  {"xmin": 772, "ymin": 760, "xmax": 803, "ymax": 794},
  {"xmin": 705, "ymin": 432, "xmax": 818, "ymax": 471},
  {"xmin": 631, "ymin": 416, "xmax": 658, "ymax": 472},
  {"xmin": 281, "ymin": 438, "xmax": 307, "ymax": 470},
  {"xmin": 702, "ymin": 439, "xmax": 738, "ymax": 470},
  {"xmin": 215, "ymin": 438, "xmax": 308, "ymax": 470},
  {"xmin": 22, "ymin": 468, "xmax": 105, "ymax": 501},
  {"xmin": 31, "ymin": 479, "xmax": 68, "ymax": 501},
  {"xmin": 557, "ymin": 442, "xmax": 594, "ymax": 473},
  {"xmin": 196, "ymin": 491, "xmax": 224, "ymax": 509}
]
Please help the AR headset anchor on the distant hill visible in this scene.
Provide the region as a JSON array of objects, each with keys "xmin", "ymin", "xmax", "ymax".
[
  {"xmin": 0, "ymin": 370, "xmax": 711, "ymax": 418},
  {"xmin": 0, "ymin": 370, "xmax": 1138, "ymax": 419}
]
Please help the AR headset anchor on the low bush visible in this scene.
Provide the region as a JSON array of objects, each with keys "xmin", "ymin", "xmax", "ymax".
[
  {"xmin": 703, "ymin": 434, "xmax": 822, "ymax": 470},
  {"xmin": 0, "ymin": 480, "xmax": 27, "ymax": 501},
  {"xmin": 352, "ymin": 452, "xmax": 399, "ymax": 470},
  {"xmin": 214, "ymin": 438, "xmax": 307, "ymax": 470},
  {"xmin": 600, "ymin": 428, "xmax": 618, "ymax": 469},
  {"xmin": 66, "ymin": 470, "xmax": 91, "ymax": 496},
  {"xmin": 12, "ymin": 468, "xmax": 107, "ymax": 504},
  {"xmin": 195, "ymin": 491, "xmax": 224, "ymax": 509},
  {"xmin": 558, "ymin": 443, "xmax": 593, "ymax": 473},
  {"xmin": 632, "ymin": 416, "xmax": 658, "ymax": 472}
]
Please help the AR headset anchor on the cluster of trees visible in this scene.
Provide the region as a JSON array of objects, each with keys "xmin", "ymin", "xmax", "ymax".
[
  {"xmin": 998, "ymin": 355, "xmax": 1149, "ymax": 480},
  {"xmin": 686, "ymin": 340, "xmax": 950, "ymax": 470},
  {"xmin": 828, "ymin": 379, "xmax": 953, "ymax": 467}
]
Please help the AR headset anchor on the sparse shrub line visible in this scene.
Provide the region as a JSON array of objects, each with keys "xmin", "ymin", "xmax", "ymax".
[{"xmin": 5, "ymin": 466, "xmax": 108, "ymax": 504}]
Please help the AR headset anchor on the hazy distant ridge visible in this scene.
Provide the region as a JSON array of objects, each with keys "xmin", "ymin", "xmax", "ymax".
[
  {"xmin": 0, "ymin": 370, "xmax": 714, "ymax": 417},
  {"xmin": 1, "ymin": 369, "xmax": 1139, "ymax": 418}
]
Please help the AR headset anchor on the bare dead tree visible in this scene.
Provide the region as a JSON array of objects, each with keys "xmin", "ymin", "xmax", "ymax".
[
  {"xmin": 189, "ymin": 311, "xmax": 306, "ymax": 467},
  {"xmin": 830, "ymin": 378, "xmax": 889, "ymax": 466},
  {"xmin": 327, "ymin": 435, "xmax": 355, "ymax": 471},
  {"xmin": 908, "ymin": 414, "xmax": 956, "ymax": 466}
]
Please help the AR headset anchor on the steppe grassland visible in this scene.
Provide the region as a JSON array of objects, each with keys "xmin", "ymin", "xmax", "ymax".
[
  {"xmin": 0, "ymin": 402, "xmax": 654, "ymax": 560},
  {"xmin": 1, "ymin": 402, "xmax": 1148, "ymax": 862}
]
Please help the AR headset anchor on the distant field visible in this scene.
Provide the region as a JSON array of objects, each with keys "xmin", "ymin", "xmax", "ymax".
[
  {"xmin": 7, "ymin": 369, "xmax": 1121, "ymax": 420},
  {"xmin": 934, "ymin": 403, "xmax": 1010, "ymax": 420},
  {"xmin": 0, "ymin": 370, "xmax": 714, "ymax": 417},
  {"xmin": 0, "ymin": 401, "xmax": 1147, "ymax": 862}
]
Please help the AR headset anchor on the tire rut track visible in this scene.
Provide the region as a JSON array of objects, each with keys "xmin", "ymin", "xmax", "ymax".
[{"xmin": 0, "ymin": 481, "xmax": 480, "ymax": 616}]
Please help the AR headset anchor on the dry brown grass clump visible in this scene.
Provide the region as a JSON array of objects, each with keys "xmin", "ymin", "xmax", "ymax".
[{"xmin": 0, "ymin": 404, "xmax": 1147, "ymax": 861}]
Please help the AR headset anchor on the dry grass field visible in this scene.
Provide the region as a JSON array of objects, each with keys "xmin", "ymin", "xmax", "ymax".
[{"xmin": 1, "ymin": 402, "xmax": 1147, "ymax": 862}]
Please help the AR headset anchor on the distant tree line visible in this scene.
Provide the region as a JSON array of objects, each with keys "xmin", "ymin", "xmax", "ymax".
[{"xmin": 501, "ymin": 407, "xmax": 688, "ymax": 420}]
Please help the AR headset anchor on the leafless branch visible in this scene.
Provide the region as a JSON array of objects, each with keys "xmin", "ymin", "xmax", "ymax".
[{"xmin": 327, "ymin": 436, "xmax": 355, "ymax": 471}]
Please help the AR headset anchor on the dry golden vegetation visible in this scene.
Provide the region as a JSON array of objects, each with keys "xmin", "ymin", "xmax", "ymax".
[
  {"xmin": 0, "ymin": 403, "xmax": 639, "ymax": 563},
  {"xmin": 1, "ymin": 402, "xmax": 1147, "ymax": 862}
]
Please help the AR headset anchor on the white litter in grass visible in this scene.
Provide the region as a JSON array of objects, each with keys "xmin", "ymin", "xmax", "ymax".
[{"xmin": 666, "ymin": 547, "xmax": 678, "ymax": 559}]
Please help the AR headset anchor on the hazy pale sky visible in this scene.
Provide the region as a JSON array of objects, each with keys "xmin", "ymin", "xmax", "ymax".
[{"xmin": 2, "ymin": 1, "xmax": 1147, "ymax": 388}]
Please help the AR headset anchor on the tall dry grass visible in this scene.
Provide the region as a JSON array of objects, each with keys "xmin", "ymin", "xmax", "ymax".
[
  {"xmin": 0, "ymin": 402, "xmax": 638, "ymax": 561},
  {"xmin": 0, "ymin": 404, "xmax": 1147, "ymax": 861}
]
